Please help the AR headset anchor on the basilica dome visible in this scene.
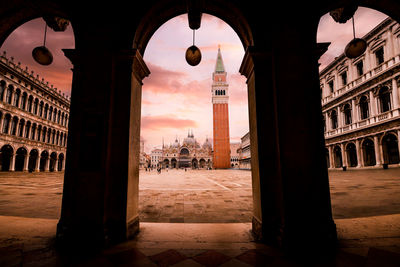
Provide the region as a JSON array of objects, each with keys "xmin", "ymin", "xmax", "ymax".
[{"xmin": 203, "ymin": 137, "xmax": 212, "ymax": 149}]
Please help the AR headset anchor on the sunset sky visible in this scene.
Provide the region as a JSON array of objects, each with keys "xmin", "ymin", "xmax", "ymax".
[{"xmin": 0, "ymin": 7, "xmax": 388, "ymax": 153}]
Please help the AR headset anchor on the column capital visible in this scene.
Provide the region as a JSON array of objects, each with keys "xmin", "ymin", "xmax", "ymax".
[{"xmin": 239, "ymin": 46, "xmax": 272, "ymax": 79}]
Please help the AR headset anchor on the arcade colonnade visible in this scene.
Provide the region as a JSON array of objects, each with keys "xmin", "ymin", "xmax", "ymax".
[
  {"xmin": 1, "ymin": 0, "xmax": 400, "ymax": 256},
  {"xmin": 326, "ymin": 131, "xmax": 400, "ymax": 168}
]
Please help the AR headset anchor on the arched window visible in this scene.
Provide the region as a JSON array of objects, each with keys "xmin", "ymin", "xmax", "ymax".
[
  {"xmin": 18, "ymin": 119, "xmax": 24, "ymax": 137},
  {"xmin": 53, "ymin": 108, "xmax": 57, "ymax": 122},
  {"xmin": 44, "ymin": 104, "xmax": 48, "ymax": 119},
  {"xmin": 52, "ymin": 129, "xmax": 56, "ymax": 144},
  {"xmin": 6, "ymin": 85, "xmax": 13, "ymax": 104},
  {"xmin": 61, "ymin": 112, "xmax": 64, "ymax": 125},
  {"xmin": 31, "ymin": 123, "xmax": 36, "ymax": 140},
  {"xmin": 47, "ymin": 129, "xmax": 51, "ymax": 143},
  {"xmin": 10, "ymin": 116, "xmax": 18, "ymax": 135},
  {"xmin": 359, "ymin": 95, "xmax": 369, "ymax": 120},
  {"xmin": 343, "ymin": 104, "xmax": 352, "ymax": 125},
  {"xmin": 379, "ymin": 86, "xmax": 391, "ymax": 113},
  {"xmin": 21, "ymin": 92, "xmax": 27, "ymax": 110},
  {"xmin": 37, "ymin": 125, "xmax": 42, "ymax": 141},
  {"xmin": 0, "ymin": 81, "xmax": 6, "ymax": 101},
  {"xmin": 24, "ymin": 121, "xmax": 31, "ymax": 138},
  {"xmin": 27, "ymin": 96, "xmax": 33, "ymax": 113},
  {"xmin": 39, "ymin": 101, "xmax": 43, "ymax": 117},
  {"xmin": 57, "ymin": 110, "xmax": 61, "ymax": 124},
  {"xmin": 33, "ymin": 98, "xmax": 39, "ymax": 115},
  {"xmin": 2, "ymin": 114, "xmax": 11, "ymax": 133},
  {"xmin": 331, "ymin": 110, "xmax": 338, "ymax": 129},
  {"xmin": 65, "ymin": 115, "xmax": 68, "ymax": 127},
  {"xmin": 13, "ymin": 89, "xmax": 20, "ymax": 107},
  {"xmin": 49, "ymin": 106, "xmax": 53, "ymax": 121},
  {"xmin": 42, "ymin": 127, "xmax": 47, "ymax": 142}
]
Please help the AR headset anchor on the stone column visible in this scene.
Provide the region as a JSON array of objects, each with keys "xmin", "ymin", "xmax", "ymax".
[
  {"xmin": 57, "ymin": 46, "xmax": 150, "ymax": 248},
  {"xmin": 352, "ymin": 98, "xmax": 358, "ymax": 124},
  {"xmin": 34, "ymin": 156, "xmax": 40, "ymax": 172},
  {"xmin": 239, "ymin": 46, "xmax": 288, "ymax": 244},
  {"xmin": 44, "ymin": 157, "xmax": 50, "ymax": 171},
  {"xmin": 398, "ymin": 130, "xmax": 400, "ymax": 164},
  {"xmin": 337, "ymin": 106, "xmax": 343, "ymax": 128},
  {"xmin": 328, "ymin": 145, "xmax": 334, "ymax": 168},
  {"xmin": 369, "ymin": 90, "xmax": 377, "ymax": 119},
  {"xmin": 9, "ymin": 153, "xmax": 15, "ymax": 171},
  {"xmin": 23, "ymin": 154, "xmax": 29, "ymax": 171},
  {"xmin": 374, "ymin": 135, "xmax": 382, "ymax": 166},
  {"xmin": 0, "ymin": 116, "xmax": 4, "ymax": 134},
  {"xmin": 340, "ymin": 143, "xmax": 346, "ymax": 167},
  {"xmin": 355, "ymin": 139, "xmax": 362, "ymax": 167},
  {"xmin": 392, "ymin": 78, "xmax": 399, "ymax": 109}
]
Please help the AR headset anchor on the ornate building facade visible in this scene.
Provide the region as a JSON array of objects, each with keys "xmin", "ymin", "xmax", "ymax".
[
  {"xmin": 321, "ymin": 17, "xmax": 400, "ymax": 169},
  {"xmin": 212, "ymin": 47, "xmax": 230, "ymax": 168},
  {"xmin": 0, "ymin": 51, "xmax": 69, "ymax": 171},
  {"xmin": 156, "ymin": 131, "xmax": 213, "ymax": 169},
  {"xmin": 238, "ymin": 132, "xmax": 251, "ymax": 170}
]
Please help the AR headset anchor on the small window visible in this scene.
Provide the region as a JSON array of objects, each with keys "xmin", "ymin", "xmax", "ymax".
[
  {"xmin": 328, "ymin": 80, "xmax": 334, "ymax": 93},
  {"xmin": 356, "ymin": 61, "xmax": 364, "ymax": 76},
  {"xmin": 375, "ymin": 47, "xmax": 384, "ymax": 65},
  {"xmin": 340, "ymin": 72, "xmax": 347, "ymax": 86}
]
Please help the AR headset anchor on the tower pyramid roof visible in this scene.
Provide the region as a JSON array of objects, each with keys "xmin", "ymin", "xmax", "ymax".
[{"xmin": 214, "ymin": 45, "xmax": 226, "ymax": 73}]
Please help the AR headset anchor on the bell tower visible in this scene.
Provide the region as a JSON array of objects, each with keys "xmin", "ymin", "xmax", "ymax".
[{"xmin": 212, "ymin": 46, "xmax": 230, "ymax": 169}]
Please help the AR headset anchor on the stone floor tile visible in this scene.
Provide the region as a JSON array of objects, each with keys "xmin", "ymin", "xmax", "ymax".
[
  {"xmin": 176, "ymin": 249, "xmax": 207, "ymax": 258},
  {"xmin": 192, "ymin": 250, "xmax": 231, "ymax": 267},
  {"xmin": 170, "ymin": 258, "xmax": 204, "ymax": 267},
  {"xmin": 105, "ymin": 248, "xmax": 147, "ymax": 265},
  {"xmin": 235, "ymin": 249, "xmax": 276, "ymax": 266},
  {"xmin": 218, "ymin": 258, "xmax": 252, "ymax": 267},
  {"xmin": 149, "ymin": 249, "xmax": 187, "ymax": 267}
]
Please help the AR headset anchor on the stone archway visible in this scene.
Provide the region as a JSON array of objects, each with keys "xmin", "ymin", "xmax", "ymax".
[
  {"xmin": 382, "ymin": 133, "xmax": 400, "ymax": 164},
  {"xmin": 0, "ymin": 145, "xmax": 13, "ymax": 171},
  {"xmin": 192, "ymin": 158, "xmax": 198, "ymax": 169},
  {"xmin": 40, "ymin": 151, "xmax": 49, "ymax": 172},
  {"xmin": 58, "ymin": 153, "xmax": 64, "ymax": 171},
  {"xmin": 15, "ymin": 147, "xmax": 27, "ymax": 171},
  {"xmin": 199, "ymin": 158, "xmax": 206, "ymax": 168},
  {"xmin": 50, "ymin": 152, "xmax": 57, "ymax": 172},
  {"xmin": 171, "ymin": 158, "xmax": 177, "ymax": 169},
  {"xmin": 333, "ymin": 146, "xmax": 342, "ymax": 168},
  {"xmin": 28, "ymin": 149, "xmax": 39, "ymax": 172},
  {"xmin": 362, "ymin": 138, "xmax": 376, "ymax": 166},
  {"xmin": 346, "ymin": 143, "xmax": 358, "ymax": 167}
]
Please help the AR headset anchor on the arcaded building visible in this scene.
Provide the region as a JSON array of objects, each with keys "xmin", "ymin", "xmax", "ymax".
[
  {"xmin": 0, "ymin": 51, "xmax": 69, "ymax": 171},
  {"xmin": 321, "ymin": 17, "xmax": 400, "ymax": 169},
  {"xmin": 159, "ymin": 131, "xmax": 213, "ymax": 169}
]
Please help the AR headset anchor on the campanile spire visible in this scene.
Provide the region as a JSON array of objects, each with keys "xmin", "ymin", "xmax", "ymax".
[{"xmin": 211, "ymin": 47, "xmax": 230, "ymax": 169}]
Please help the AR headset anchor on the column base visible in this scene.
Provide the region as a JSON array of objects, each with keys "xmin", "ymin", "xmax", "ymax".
[
  {"xmin": 251, "ymin": 216, "xmax": 263, "ymax": 241},
  {"xmin": 127, "ymin": 216, "xmax": 140, "ymax": 240}
]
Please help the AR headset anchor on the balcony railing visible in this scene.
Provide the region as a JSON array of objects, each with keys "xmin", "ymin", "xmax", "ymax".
[
  {"xmin": 324, "ymin": 108, "xmax": 399, "ymax": 138},
  {"xmin": 321, "ymin": 55, "xmax": 400, "ymax": 106}
]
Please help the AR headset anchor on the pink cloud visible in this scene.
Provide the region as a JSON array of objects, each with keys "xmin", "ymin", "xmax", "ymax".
[{"xmin": 141, "ymin": 115, "xmax": 198, "ymax": 130}]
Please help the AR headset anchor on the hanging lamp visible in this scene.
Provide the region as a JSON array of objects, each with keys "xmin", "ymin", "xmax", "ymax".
[
  {"xmin": 344, "ymin": 16, "xmax": 367, "ymax": 59},
  {"xmin": 185, "ymin": 29, "xmax": 202, "ymax": 66},
  {"xmin": 32, "ymin": 21, "xmax": 53, "ymax": 65}
]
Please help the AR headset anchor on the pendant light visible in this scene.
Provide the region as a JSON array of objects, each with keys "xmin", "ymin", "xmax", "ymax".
[
  {"xmin": 185, "ymin": 29, "xmax": 202, "ymax": 66},
  {"xmin": 32, "ymin": 22, "xmax": 53, "ymax": 65},
  {"xmin": 344, "ymin": 16, "xmax": 367, "ymax": 59}
]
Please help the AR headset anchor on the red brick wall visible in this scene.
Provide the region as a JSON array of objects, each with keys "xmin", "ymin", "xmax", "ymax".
[{"xmin": 213, "ymin": 103, "xmax": 230, "ymax": 168}]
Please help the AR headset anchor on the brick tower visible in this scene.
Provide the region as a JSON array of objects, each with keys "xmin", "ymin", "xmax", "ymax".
[{"xmin": 212, "ymin": 46, "xmax": 230, "ymax": 169}]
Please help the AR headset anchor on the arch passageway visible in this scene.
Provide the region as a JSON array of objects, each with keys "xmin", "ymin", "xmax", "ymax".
[{"xmin": 1, "ymin": 0, "xmax": 400, "ymax": 257}]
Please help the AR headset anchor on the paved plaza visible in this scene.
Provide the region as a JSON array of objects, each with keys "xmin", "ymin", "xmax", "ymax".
[{"xmin": 0, "ymin": 168, "xmax": 399, "ymax": 222}]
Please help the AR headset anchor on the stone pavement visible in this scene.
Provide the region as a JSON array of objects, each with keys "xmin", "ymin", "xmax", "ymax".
[
  {"xmin": 0, "ymin": 167, "xmax": 399, "ymax": 222},
  {"xmin": 0, "ymin": 215, "xmax": 399, "ymax": 266}
]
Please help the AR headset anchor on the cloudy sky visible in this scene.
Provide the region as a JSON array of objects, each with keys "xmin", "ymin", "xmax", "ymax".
[{"xmin": 0, "ymin": 7, "xmax": 388, "ymax": 153}]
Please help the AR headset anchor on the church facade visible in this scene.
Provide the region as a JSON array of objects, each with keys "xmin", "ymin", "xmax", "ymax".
[
  {"xmin": 321, "ymin": 17, "xmax": 400, "ymax": 169},
  {"xmin": 158, "ymin": 131, "xmax": 213, "ymax": 169}
]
